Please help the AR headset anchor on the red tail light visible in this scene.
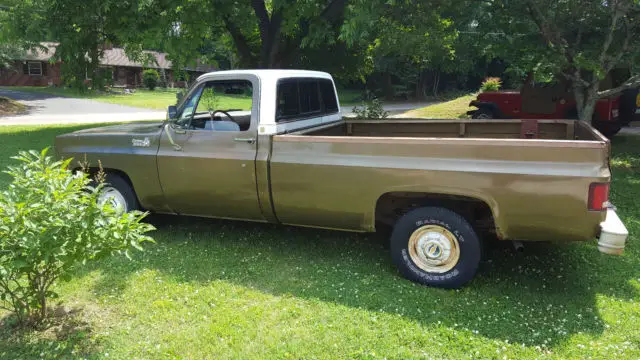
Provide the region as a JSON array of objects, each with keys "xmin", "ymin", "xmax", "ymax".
[{"xmin": 588, "ymin": 183, "xmax": 609, "ymax": 211}]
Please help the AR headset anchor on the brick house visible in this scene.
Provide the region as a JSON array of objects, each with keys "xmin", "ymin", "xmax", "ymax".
[{"xmin": 0, "ymin": 42, "xmax": 216, "ymax": 88}]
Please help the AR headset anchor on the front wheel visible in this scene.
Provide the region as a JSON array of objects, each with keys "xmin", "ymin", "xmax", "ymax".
[
  {"xmin": 472, "ymin": 107, "xmax": 495, "ymax": 119},
  {"xmin": 96, "ymin": 174, "xmax": 140, "ymax": 213},
  {"xmin": 390, "ymin": 207, "xmax": 482, "ymax": 288}
]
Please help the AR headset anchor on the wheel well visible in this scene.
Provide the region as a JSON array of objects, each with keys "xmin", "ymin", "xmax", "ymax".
[
  {"xmin": 73, "ymin": 167, "xmax": 141, "ymax": 204},
  {"xmin": 474, "ymin": 103, "xmax": 503, "ymax": 118},
  {"xmin": 375, "ymin": 192, "xmax": 497, "ymax": 236}
]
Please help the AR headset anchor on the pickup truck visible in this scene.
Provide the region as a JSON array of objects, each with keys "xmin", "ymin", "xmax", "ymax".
[{"xmin": 55, "ymin": 70, "xmax": 629, "ymax": 288}]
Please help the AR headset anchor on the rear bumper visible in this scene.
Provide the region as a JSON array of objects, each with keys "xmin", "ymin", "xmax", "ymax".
[{"xmin": 597, "ymin": 209, "xmax": 628, "ymax": 255}]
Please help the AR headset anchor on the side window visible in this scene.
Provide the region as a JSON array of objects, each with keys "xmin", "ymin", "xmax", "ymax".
[
  {"xmin": 175, "ymin": 85, "xmax": 204, "ymax": 127},
  {"xmin": 177, "ymin": 80, "xmax": 253, "ymax": 131},
  {"xmin": 319, "ymin": 79, "xmax": 338, "ymax": 113}
]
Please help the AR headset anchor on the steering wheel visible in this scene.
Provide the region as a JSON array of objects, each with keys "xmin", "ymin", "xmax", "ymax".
[{"xmin": 209, "ymin": 110, "xmax": 235, "ymax": 123}]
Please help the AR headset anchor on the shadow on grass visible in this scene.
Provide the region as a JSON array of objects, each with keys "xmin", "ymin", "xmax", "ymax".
[
  {"xmin": 0, "ymin": 306, "xmax": 96, "ymax": 359},
  {"xmin": 79, "ymin": 210, "xmax": 638, "ymax": 349}
]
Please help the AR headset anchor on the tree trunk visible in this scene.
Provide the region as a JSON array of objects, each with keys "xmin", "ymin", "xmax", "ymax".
[{"xmin": 573, "ymin": 82, "xmax": 600, "ymax": 123}]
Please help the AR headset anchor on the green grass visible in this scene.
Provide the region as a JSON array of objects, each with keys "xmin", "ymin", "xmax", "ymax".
[
  {"xmin": 402, "ymin": 94, "xmax": 476, "ymax": 119},
  {"xmin": 3, "ymin": 86, "xmax": 364, "ymax": 110},
  {"xmin": 0, "ymin": 125, "xmax": 639, "ymax": 359}
]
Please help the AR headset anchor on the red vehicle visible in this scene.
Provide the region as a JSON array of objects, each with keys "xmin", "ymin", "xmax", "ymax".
[{"xmin": 467, "ymin": 76, "xmax": 632, "ymax": 138}]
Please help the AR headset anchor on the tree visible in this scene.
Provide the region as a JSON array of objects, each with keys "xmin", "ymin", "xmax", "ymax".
[
  {"xmin": 485, "ymin": 0, "xmax": 640, "ymax": 122},
  {"xmin": 3, "ymin": 0, "xmax": 168, "ymax": 90},
  {"xmin": 0, "ymin": 149, "xmax": 154, "ymax": 325}
]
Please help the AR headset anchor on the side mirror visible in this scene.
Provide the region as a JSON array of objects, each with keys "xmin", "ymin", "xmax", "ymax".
[{"xmin": 167, "ymin": 105, "xmax": 177, "ymax": 120}]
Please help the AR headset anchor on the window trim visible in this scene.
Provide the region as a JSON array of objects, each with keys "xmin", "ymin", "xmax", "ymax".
[
  {"xmin": 275, "ymin": 77, "xmax": 339, "ymax": 123},
  {"xmin": 27, "ymin": 61, "xmax": 43, "ymax": 76}
]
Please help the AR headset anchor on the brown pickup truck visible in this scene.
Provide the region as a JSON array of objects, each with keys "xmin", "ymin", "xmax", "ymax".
[{"xmin": 55, "ymin": 70, "xmax": 628, "ymax": 288}]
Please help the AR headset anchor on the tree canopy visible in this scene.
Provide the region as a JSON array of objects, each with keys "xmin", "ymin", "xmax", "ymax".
[
  {"xmin": 481, "ymin": 0, "xmax": 640, "ymax": 120},
  {"xmin": 0, "ymin": 0, "xmax": 638, "ymax": 119}
]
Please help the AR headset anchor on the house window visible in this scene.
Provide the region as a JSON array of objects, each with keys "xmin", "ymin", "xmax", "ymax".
[{"xmin": 27, "ymin": 62, "xmax": 43, "ymax": 76}]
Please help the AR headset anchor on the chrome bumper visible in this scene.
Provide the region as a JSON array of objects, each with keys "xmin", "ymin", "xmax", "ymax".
[{"xmin": 598, "ymin": 209, "xmax": 628, "ymax": 255}]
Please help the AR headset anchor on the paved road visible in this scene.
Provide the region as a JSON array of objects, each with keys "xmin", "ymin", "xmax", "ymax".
[
  {"xmin": 0, "ymin": 88, "xmax": 165, "ymax": 126},
  {"xmin": 0, "ymin": 88, "xmax": 432, "ymax": 126}
]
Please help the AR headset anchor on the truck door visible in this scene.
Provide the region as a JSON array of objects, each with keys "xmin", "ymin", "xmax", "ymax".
[{"xmin": 157, "ymin": 76, "xmax": 264, "ymax": 221}]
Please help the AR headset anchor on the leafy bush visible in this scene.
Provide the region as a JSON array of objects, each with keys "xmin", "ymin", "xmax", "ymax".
[
  {"xmin": 142, "ymin": 69, "xmax": 160, "ymax": 90},
  {"xmin": 480, "ymin": 77, "xmax": 502, "ymax": 92},
  {"xmin": 0, "ymin": 149, "xmax": 154, "ymax": 325},
  {"xmin": 352, "ymin": 98, "xmax": 389, "ymax": 119}
]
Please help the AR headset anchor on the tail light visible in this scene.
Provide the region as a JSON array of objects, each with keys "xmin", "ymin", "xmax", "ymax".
[{"xmin": 588, "ymin": 183, "xmax": 609, "ymax": 211}]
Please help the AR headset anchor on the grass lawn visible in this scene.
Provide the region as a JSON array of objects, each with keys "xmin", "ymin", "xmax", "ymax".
[
  {"xmin": 3, "ymin": 86, "xmax": 364, "ymax": 111},
  {"xmin": 0, "ymin": 96, "xmax": 26, "ymax": 116},
  {"xmin": 0, "ymin": 125, "xmax": 639, "ymax": 359},
  {"xmin": 402, "ymin": 94, "xmax": 476, "ymax": 119}
]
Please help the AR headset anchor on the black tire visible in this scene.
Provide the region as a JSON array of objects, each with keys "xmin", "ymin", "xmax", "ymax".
[
  {"xmin": 390, "ymin": 207, "xmax": 481, "ymax": 288},
  {"xmin": 593, "ymin": 120, "xmax": 622, "ymax": 139},
  {"xmin": 472, "ymin": 107, "xmax": 495, "ymax": 119},
  {"xmin": 99, "ymin": 173, "xmax": 140, "ymax": 212}
]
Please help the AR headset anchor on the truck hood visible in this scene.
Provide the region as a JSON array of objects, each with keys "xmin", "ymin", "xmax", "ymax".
[
  {"xmin": 55, "ymin": 121, "xmax": 166, "ymax": 162},
  {"xmin": 68, "ymin": 121, "xmax": 165, "ymax": 136}
]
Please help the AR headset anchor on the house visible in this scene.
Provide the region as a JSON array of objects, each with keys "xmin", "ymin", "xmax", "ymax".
[{"xmin": 0, "ymin": 42, "xmax": 216, "ymax": 88}]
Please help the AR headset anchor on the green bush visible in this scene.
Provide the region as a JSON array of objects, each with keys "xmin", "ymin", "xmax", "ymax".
[
  {"xmin": 480, "ymin": 77, "xmax": 502, "ymax": 92},
  {"xmin": 0, "ymin": 149, "xmax": 154, "ymax": 325},
  {"xmin": 352, "ymin": 98, "xmax": 389, "ymax": 119},
  {"xmin": 142, "ymin": 69, "xmax": 160, "ymax": 90}
]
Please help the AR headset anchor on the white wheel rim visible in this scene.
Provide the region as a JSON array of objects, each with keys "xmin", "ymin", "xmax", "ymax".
[
  {"xmin": 408, "ymin": 225, "xmax": 460, "ymax": 273},
  {"xmin": 476, "ymin": 113, "xmax": 492, "ymax": 119},
  {"xmin": 98, "ymin": 186, "xmax": 128, "ymax": 214}
]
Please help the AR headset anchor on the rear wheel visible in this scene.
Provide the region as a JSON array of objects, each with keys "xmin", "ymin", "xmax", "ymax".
[
  {"xmin": 472, "ymin": 107, "xmax": 495, "ymax": 119},
  {"xmin": 97, "ymin": 174, "xmax": 140, "ymax": 213},
  {"xmin": 390, "ymin": 207, "xmax": 482, "ymax": 288}
]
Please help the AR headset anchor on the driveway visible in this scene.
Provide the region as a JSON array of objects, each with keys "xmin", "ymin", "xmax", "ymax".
[
  {"xmin": 0, "ymin": 87, "xmax": 432, "ymax": 126},
  {"xmin": 0, "ymin": 88, "xmax": 165, "ymax": 126}
]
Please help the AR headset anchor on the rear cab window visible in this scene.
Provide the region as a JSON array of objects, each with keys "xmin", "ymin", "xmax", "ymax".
[{"xmin": 276, "ymin": 78, "xmax": 339, "ymax": 123}]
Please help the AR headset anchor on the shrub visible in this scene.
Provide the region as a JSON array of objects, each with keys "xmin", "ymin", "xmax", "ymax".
[
  {"xmin": 352, "ymin": 98, "xmax": 389, "ymax": 119},
  {"xmin": 142, "ymin": 69, "xmax": 160, "ymax": 90},
  {"xmin": 480, "ymin": 77, "xmax": 502, "ymax": 92},
  {"xmin": 0, "ymin": 149, "xmax": 154, "ymax": 325}
]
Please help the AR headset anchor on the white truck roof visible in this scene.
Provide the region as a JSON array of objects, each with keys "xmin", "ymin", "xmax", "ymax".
[{"xmin": 196, "ymin": 69, "xmax": 341, "ymax": 135}]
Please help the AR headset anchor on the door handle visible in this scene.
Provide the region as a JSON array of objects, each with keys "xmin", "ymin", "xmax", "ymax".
[{"xmin": 233, "ymin": 137, "xmax": 256, "ymax": 144}]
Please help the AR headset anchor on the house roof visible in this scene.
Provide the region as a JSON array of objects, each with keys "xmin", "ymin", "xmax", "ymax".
[
  {"xmin": 19, "ymin": 42, "xmax": 216, "ymax": 72},
  {"xmin": 21, "ymin": 42, "xmax": 58, "ymax": 61},
  {"xmin": 100, "ymin": 47, "xmax": 172, "ymax": 69}
]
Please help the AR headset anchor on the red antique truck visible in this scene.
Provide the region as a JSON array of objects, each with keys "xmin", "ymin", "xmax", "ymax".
[{"xmin": 467, "ymin": 75, "xmax": 637, "ymax": 138}]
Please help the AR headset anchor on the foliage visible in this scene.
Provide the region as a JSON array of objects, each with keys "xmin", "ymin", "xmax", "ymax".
[
  {"xmin": 142, "ymin": 69, "xmax": 160, "ymax": 91},
  {"xmin": 480, "ymin": 77, "xmax": 502, "ymax": 92},
  {"xmin": 352, "ymin": 97, "xmax": 389, "ymax": 119},
  {"xmin": 483, "ymin": 0, "xmax": 640, "ymax": 121},
  {"xmin": 199, "ymin": 88, "xmax": 219, "ymax": 113},
  {"xmin": 0, "ymin": 149, "xmax": 154, "ymax": 325}
]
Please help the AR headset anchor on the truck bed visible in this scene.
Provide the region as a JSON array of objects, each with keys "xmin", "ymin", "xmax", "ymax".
[
  {"xmin": 267, "ymin": 119, "xmax": 610, "ymax": 242},
  {"xmin": 298, "ymin": 119, "xmax": 604, "ymax": 141}
]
